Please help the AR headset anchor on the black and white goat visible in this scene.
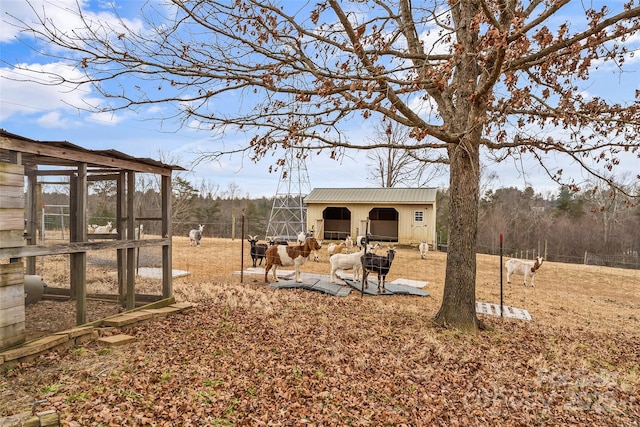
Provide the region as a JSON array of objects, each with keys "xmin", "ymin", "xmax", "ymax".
[
  {"xmin": 247, "ymin": 235, "xmax": 268, "ymax": 268},
  {"xmin": 361, "ymin": 247, "xmax": 396, "ymax": 293}
]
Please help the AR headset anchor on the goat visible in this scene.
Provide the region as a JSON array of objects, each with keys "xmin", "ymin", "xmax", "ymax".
[
  {"xmin": 344, "ymin": 235, "xmax": 354, "ymax": 253},
  {"xmin": 505, "ymin": 256, "xmax": 544, "ymax": 287},
  {"xmin": 247, "ymin": 235, "xmax": 268, "ymax": 268},
  {"xmin": 297, "ymin": 231, "xmax": 307, "ymax": 245},
  {"xmin": 189, "ymin": 224, "xmax": 205, "ymax": 247},
  {"xmin": 329, "ymin": 243, "xmax": 379, "ymax": 283},
  {"xmin": 327, "ymin": 242, "xmax": 347, "ymax": 255},
  {"xmin": 264, "ymin": 237, "xmax": 322, "ymax": 283},
  {"xmin": 93, "ymin": 221, "xmax": 113, "ymax": 234},
  {"xmin": 356, "ymin": 235, "xmax": 370, "ymax": 250},
  {"xmin": 419, "ymin": 241, "xmax": 429, "ymax": 259},
  {"xmin": 268, "ymin": 237, "xmax": 289, "ymax": 246},
  {"xmin": 362, "ymin": 247, "xmax": 396, "ymax": 293},
  {"xmin": 135, "ymin": 224, "xmax": 144, "ymax": 240}
]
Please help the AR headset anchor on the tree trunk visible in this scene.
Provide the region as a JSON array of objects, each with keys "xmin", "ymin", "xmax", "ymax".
[{"xmin": 433, "ymin": 136, "xmax": 481, "ymax": 332}]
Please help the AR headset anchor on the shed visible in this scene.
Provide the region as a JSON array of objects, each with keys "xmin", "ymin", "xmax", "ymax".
[
  {"xmin": 0, "ymin": 129, "xmax": 183, "ymax": 351},
  {"xmin": 304, "ymin": 188, "xmax": 437, "ymax": 246}
]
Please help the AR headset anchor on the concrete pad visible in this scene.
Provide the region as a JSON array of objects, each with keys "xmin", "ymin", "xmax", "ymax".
[
  {"xmin": 384, "ymin": 283, "xmax": 430, "ymax": 296},
  {"xmin": 476, "ymin": 301, "xmax": 531, "ymax": 321},
  {"xmin": 389, "ymin": 278, "xmax": 428, "ymax": 288},
  {"xmin": 136, "ymin": 268, "xmax": 190, "ymax": 279}
]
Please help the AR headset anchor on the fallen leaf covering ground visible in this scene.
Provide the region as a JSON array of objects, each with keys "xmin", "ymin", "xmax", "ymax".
[{"xmin": 2, "ymin": 237, "xmax": 639, "ymax": 426}]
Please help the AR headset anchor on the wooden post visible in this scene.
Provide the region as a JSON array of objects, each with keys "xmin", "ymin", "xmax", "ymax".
[
  {"xmin": 116, "ymin": 171, "xmax": 126, "ymax": 305},
  {"xmin": 70, "ymin": 164, "xmax": 87, "ymax": 325},
  {"xmin": 0, "ymin": 161, "xmax": 26, "ymax": 350},
  {"xmin": 161, "ymin": 175, "xmax": 173, "ymax": 298},
  {"xmin": 126, "ymin": 171, "xmax": 136, "ymax": 310},
  {"xmin": 25, "ymin": 173, "xmax": 38, "ymax": 274}
]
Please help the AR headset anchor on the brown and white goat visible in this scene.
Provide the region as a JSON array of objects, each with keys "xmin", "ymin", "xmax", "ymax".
[
  {"xmin": 505, "ymin": 256, "xmax": 544, "ymax": 287},
  {"xmin": 327, "ymin": 242, "xmax": 347, "ymax": 255},
  {"xmin": 264, "ymin": 237, "xmax": 322, "ymax": 283}
]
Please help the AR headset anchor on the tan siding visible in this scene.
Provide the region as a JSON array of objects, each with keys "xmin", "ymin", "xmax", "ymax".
[{"xmin": 306, "ymin": 194, "xmax": 437, "ymax": 246}]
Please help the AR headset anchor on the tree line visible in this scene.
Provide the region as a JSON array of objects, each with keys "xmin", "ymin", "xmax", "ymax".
[{"xmin": 42, "ymin": 179, "xmax": 639, "ymax": 269}]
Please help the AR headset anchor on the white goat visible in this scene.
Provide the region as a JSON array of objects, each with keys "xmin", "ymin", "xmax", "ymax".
[
  {"xmin": 344, "ymin": 235, "xmax": 354, "ymax": 253},
  {"xmin": 135, "ymin": 224, "xmax": 144, "ymax": 239},
  {"xmin": 419, "ymin": 241, "xmax": 429, "ymax": 259},
  {"xmin": 189, "ymin": 224, "xmax": 205, "ymax": 247},
  {"xmin": 329, "ymin": 244, "xmax": 380, "ymax": 283},
  {"xmin": 93, "ymin": 221, "xmax": 113, "ymax": 234},
  {"xmin": 297, "ymin": 231, "xmax": 307, "ymax": 245},
  {"xmin": 505, "ymin": 256, "xmax": 544, "ymax": 287}
]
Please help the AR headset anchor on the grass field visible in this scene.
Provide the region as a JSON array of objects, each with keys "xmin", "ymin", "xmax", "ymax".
[{"xmin": 2, "ymin": 236, "xmax": 639, "ymax": 424}]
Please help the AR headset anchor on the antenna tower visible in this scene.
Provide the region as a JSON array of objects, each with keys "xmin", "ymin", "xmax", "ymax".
[{"xmin": 265, "ymin": 151, "xmax": 311, "ymax": 240}]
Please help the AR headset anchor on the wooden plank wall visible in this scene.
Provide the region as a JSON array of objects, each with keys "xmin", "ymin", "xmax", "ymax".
[{"xmin": 0, "ymin": 162, "xmax": 26, "ymax": 350}]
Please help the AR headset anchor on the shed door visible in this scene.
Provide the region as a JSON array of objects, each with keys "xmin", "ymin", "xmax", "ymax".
[
  {"xmin": 322, "ymin": 207, "xmax": 351, "ymax": 240},
  {"xmin": 369, "ymin": 208, "xmax": 398, "ymax": 242}
]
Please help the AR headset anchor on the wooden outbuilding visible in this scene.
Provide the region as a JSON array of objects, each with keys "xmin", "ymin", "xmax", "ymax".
[
  {"xmin": 0, "ymin": 129, "xmax": 183, "ymax": 351},
  {"xmin": 304, "ymin": 188, "xmax": 437, "ymax": 246}
]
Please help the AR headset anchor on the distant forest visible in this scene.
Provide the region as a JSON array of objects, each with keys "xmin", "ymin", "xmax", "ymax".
[{"xmin": 40, "ymin": 178, "xmax": 640, "ymax": 269}]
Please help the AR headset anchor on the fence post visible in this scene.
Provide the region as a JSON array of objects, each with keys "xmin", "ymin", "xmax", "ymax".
[{"xmin": 584, "ymin": 251, "xmax": 588, "ymax": 265}]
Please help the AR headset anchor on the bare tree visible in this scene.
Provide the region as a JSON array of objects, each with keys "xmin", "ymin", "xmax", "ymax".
[
  {"xmin": 9, "ymin": 1, "xmax": 640, "ymax": 331},
  {"xmin": 366, "ymin": 122, "xmax": 444, "ymax": 187}
]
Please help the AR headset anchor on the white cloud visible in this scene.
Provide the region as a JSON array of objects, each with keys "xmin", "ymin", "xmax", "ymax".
[
  {"xmin": 36, "ymin": 111, "xmax": 77, "ymax": 128},
  {"xmin": 0, "ymin": 62, "xmax": 94, "ymax": 120}
]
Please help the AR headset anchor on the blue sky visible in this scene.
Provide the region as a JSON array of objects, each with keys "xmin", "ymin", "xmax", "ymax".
[{"xmin": 1, "ymin": 1, "xmax": 638, "ymax": 198}]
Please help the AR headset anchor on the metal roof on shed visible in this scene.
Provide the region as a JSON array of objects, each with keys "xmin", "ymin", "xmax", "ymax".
[{"xmin": 304, "ymin": 188, "xmax": 437, "ymax": 204}]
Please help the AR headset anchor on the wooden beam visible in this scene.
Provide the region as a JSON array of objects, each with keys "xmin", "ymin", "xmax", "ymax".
[
  {"xmin": 0, "ymin": 238, "xmax": 169, "ymax": 258},
  {"xmin": 1, "ymin": 138, "xmax": 173, "ymax": 176}
]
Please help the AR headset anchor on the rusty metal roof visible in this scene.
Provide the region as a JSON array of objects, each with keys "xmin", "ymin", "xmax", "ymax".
[{"xmin": 304, "ymin": 187, "xmax": 437, "ymax": 204}]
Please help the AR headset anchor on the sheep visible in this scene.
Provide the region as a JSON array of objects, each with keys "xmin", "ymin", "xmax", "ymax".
[
  {"xmin": 189, "ymin": 224, "xmax": 205, "ymax": 247},
  {"xmin": 505, "ymin": 256, "xmax": 544, "ymax": 287},
  {"xmin": 329, "ymin": 243, "xmax": 380, "ymax": 283},
  {"xmin": 93, "ymin": 221, "xmax": 113, "ymax": 234},
  {"xmin": 419, "ymin": 240, "xmax": 429, "ymax": 259},
  {"xmin": 362, "ymin": 247, "xmax": 396, "ymax": 293},
  {"xmin": 247, "ymin": 235, "xmax": 268, "ymax": 268},
  {"xmin": 264, "ymin": 237, "xmax": 322, "ymax": 283}
]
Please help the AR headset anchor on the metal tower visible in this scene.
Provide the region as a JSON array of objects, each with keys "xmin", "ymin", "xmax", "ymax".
[{"xmin": 265, "ymin": 151, "xmax": 311, "ymax": 241}]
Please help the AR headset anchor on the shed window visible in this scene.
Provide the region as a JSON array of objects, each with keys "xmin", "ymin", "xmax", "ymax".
[{"xmin": 414, "ymin": 211, "xmax": 424, "ymax": 222}]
